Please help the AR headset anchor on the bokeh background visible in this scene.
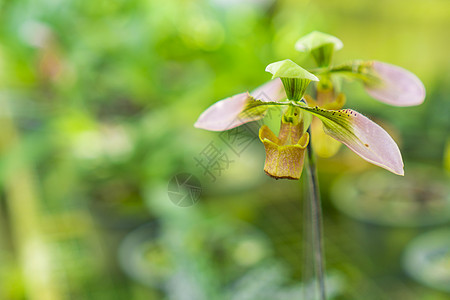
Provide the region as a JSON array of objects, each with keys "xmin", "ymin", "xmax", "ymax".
[{"xmin": 0, "ymin": 0, "xmax": 449, "ymax": 299}]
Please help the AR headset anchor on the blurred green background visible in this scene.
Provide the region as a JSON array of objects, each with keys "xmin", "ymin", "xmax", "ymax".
[{"xmin": 0, "ymin": 0, "xmax": 449, "ymax": 299}]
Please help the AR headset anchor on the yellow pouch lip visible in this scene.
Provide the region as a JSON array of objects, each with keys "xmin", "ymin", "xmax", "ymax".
[{"xmin": 259, "ymin": 125, "xmax": 309, "ymax": 180}]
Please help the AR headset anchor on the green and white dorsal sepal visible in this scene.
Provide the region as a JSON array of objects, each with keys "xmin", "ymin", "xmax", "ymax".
[{"xmin": 266, "ymin": 59, "xmax": 319, "ymax": 102}]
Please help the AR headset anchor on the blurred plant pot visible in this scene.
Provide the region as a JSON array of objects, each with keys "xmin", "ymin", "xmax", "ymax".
[
  {"xmin": 403, "ymin": 228, "xmax": 450, "ymax": 293},
  {"xmin": 117, "ymin": 219, "xmax": 272, "ymax": 293},
  {"xmin": 331, "ymin": 166, "xmax": 450, "ymax": 227},
  {"xmin": 329, "ymin": 165, "xmax": 450, "ymax": 277}
]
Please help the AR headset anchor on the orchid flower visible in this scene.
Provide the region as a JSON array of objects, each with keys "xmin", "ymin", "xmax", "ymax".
[
  {"xmin": 195, "ymin": 59, "xmax": 405, "ymax": 179},
  {"xmin": 194, "ymin": 35, "xmax": 425, "ymax": 300},
  {"xmin": 295, "ymin": 31, "xmax": 426, "ymax": 157},
  {"xmin": 295, "ymin": 31, "xmax": 426, "ymax": 107}
]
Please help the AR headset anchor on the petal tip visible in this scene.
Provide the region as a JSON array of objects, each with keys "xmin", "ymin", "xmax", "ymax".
[
  {"xmin": 193, "ymin": 120, "xmax": 206, "ymax": 130},
  {"xmin": 365, "ymin": 61, "xmax": 426, "ymax": 107},
  {"xmin": 193, "ymin": 92, "xmax": 254, "ymax": 132},
  {"xmin": 394, "ymin": 166, "xmax": 405, "ymax": 176}
]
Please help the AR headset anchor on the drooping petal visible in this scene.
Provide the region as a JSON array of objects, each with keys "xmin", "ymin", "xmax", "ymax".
[
  {"xmin": 331, "ymin": 60, "xmax": 425, "ymax": 107},
  {"xmin": 364, "ymin": 61, "xmax": 425, "ymax": 106},
  {"xmin": 194, "ymin": 92, "xmax": 259, "ymax": 131},
  {"xmin": 194, "ymin": 92, "xmax": 289, "ymax": 131},
  {"xmin": 294, "ymin": 105, "xmax": 404, "ymax": 175},
  {"xmin": 250, "ymin": 78, "xmax": 286, "ymax": 102}
]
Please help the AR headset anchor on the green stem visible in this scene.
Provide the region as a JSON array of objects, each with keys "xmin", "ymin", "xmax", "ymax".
[{"xmin": 305, "ymin": 127, "xmax": 326, "ymax": 300}]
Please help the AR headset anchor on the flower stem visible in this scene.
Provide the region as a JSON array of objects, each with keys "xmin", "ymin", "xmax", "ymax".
[{"xmin": 305, "ymin": 127, "xmax": 326, "ymax": 300}]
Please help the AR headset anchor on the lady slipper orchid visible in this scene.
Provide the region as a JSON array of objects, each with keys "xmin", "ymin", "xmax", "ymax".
[
  {"xmin": 295, "ymin": 31, "xmax": 426, "ymax": 107},
  {"xmin": 195, "ymin": 59, "xmax": 405, "ymax": 179},
  {"xmin": 293, "ymin": 31, "xmax": 425, "ymax": 158},
  {"xmin": 195, "ymin": 34, "xmax": 425, "ymax": 300}
]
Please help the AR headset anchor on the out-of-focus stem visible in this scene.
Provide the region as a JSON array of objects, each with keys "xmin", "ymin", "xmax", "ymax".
[{"xmin": 305, "ymin": 127, "xmax": 326, "ymax": 300}]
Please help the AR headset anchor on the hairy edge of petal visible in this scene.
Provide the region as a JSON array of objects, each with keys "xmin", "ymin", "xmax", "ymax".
[
  {"xmin": 364, "ymin": 61, "xmax": 425, "ymax": 106},
  {"xmin": 296, "ymin": 106, "xmax": 404, "ymax": 175}
]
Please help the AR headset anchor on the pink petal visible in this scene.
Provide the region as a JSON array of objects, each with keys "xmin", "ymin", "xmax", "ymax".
[
  {"xmin": 299, "ymin": 106, "xmax": 404, "ymax": 175},
  {"xmin": 195, "ymin": 79, "xmax": 287, "ymax": 132},
  {"xmin": 364, "ymin": 61, "xmax": 425, "ymax": 106},
  {"xmin": 250, "ymin": 78, "xmax": 286, "ymax": 102},
  {"xmin": 194, "ymin": 92, "xmax": 262, "ymax": 131}
]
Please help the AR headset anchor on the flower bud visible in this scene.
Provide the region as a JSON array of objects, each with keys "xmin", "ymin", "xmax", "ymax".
[{"xmin": 295, "ymin": 31, "xmax": 343, "ymax": 67}]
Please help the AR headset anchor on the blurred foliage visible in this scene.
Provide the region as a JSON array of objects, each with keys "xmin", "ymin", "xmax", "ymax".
[{"xmin": 0, "ymin": 0, "xmax": 449, "ymax": 299}]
